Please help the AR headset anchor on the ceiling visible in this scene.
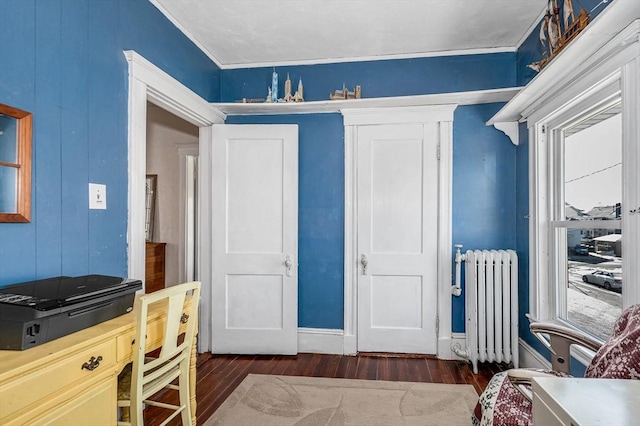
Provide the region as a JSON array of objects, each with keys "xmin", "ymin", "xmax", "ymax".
[{"xmin": 151, "ymin": 0, "xmax": 547, "ymax": 69}]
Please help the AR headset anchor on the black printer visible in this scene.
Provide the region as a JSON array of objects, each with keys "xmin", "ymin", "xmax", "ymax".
[{"xmin": 0, "ymin": 274, "xmax": 141, "ymax": 350}]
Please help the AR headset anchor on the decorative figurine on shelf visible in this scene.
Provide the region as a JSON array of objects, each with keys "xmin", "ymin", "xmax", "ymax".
[
  {"xmin": 528, "ymin": 0, "xmax": 590, "ymax": 72},
  {"xmin": 329, "ymin": 84, "xmax": 361, "ymax": 100},
  {"xmin": 271, "ymin": 68, "xmax": 278, "ymax": 102},
  {"xmin": 233, "ymin": 72, "xmax": 306, "ymax": 103},
  {"xmin": 283, "ymin": 74, "xmax": 293, "ymax": 102},
  {"xmin": 293, "ymin": 78, "xmax": 304, "ymax": 102}
]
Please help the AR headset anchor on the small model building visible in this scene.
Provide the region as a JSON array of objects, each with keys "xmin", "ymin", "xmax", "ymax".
[
  {"xmin": 330, "ymin": 84, "xmax": 361, "ymax": 100},
  {"xmin": 283, "ymin": 74, "xmax": 293, "ymax": 102},
  {"xmin": 293, "ymin": 78, "xmax": 304, "ymax": 102}
]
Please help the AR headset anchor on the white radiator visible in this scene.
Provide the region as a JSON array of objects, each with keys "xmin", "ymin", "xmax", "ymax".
[{"xmin": 454, "ymin": 248, "xmax": 519, "ymax": 374}]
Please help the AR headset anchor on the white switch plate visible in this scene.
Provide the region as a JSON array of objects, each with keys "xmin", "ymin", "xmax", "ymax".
[{"xmin": 89, "ymin": 183, "xmax": 107, "ymax": 210}]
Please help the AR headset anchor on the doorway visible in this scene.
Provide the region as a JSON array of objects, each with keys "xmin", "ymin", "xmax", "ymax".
[
  {"xmin": 125, "ymin": 51, "xmax": 225, "ymax": 352},
  {"xmin": 210, "ymin": 124, "xmax": 299, "ymax": 355},
  {"xmin": 146, "ymin": 104, "xmax": 199, "ymax": 288},
  {"xmin": 342, "ymin": 105, "xmax": 456, "ymax": 358},
  {"xmin": 355, "ymin": 123, "xmax": 439, "ymax": 354}
]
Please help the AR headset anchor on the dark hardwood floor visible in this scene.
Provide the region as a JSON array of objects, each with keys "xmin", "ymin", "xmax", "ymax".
[{"xmin": 144, "ymin": 352, "xmax": 509, "ymax": 425}]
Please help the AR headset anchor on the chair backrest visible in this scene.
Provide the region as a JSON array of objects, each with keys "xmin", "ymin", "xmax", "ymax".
[
  {"xmin": 585, "ymin": 304, "xmax": 640, "ymax": 379},
  {"xmin": 130, "ymin": 281, "xmax": 201, "ymax": 412}
]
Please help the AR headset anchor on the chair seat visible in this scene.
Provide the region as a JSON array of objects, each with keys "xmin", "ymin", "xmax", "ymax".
[
  {"xmin": 118, "ymin": 363, "xmax": 133, "ymax": 400},
  {"xmin": 473, "ymin": 369, "xmax": 568, "ymax": 426},
  {"xmin": 474, "ymin": 304, "xmax": 640, "ymax": 426}
]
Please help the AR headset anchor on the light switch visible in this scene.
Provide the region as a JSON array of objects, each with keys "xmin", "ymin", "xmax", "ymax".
[{"xmin": 89, "ymin": 183, "xmax": 107, "ymax": 209}]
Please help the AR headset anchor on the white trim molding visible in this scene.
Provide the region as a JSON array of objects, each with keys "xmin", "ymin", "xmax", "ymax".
[
  {"xmin": 177, "ymin": 144, "xmax": 199, "ymax": 286},
  {"xmin": 519, "ymin": 338, "xmax": 552, "ymax": 370},
  {"xmin": 215, "ymin": 88, "xmax": 520, "ymax": 116},
  {"xmin": 298, "ymin": 328, "xmax": 345, "ymax": 355},
  {"xmin": 124, "ymin": 50, "xmax": 224, "ymax": 353},
  {"xmin": 493, "ymin": 121, "xmax": 519, "ymax": 145},
  {"xmin": 342, "ymin": 105, "xmax": 456, "ymax": 360}
]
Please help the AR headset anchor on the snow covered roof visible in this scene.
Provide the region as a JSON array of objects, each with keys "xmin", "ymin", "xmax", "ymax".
[{"xmin": 593, "ymin": 234, "xmax": 622, "ymax": 242}]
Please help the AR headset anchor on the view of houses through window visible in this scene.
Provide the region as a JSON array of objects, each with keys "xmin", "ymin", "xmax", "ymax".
[{"xmin": 561, "ymin": 111, "xmax": 622, "ymax": 341}]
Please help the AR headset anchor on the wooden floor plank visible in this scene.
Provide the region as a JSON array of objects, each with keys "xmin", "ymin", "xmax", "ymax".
[{"xmin": 144, "ymin": 351, "xmax": 509, "ymax": 425}]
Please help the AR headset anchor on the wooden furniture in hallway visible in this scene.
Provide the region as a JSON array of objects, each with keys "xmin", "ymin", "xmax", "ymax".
[{"xmin": 145, "ymin": 241, "xmax": 166, "ymax": 293}]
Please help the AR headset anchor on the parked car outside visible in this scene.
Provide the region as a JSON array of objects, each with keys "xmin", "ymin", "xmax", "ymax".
[
  {"xmin": 574, "ymin": 244, "xmax": 589, "ymax": 255},
  {"xmin": 582, "ymin": 270, "xmax": 622, "ymax": 291}
]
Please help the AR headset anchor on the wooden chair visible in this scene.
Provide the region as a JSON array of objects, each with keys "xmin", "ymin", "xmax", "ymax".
[
  {"xmin": 473, "ymin": 304, "xmax": 640, "ymax": 426},
  {"xmin": 117, "ymin": 281, "xmax": 201, "ymax": 426}
]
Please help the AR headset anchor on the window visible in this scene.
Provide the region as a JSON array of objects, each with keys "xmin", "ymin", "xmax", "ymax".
[
  {"xmin": 530, "ymin": 67, "xmax": 639, "ymax": 354},
  {"xmin": 551, "ymin": 104, "xmax": 622, "ymax": 341},
  {"xmin": 0, "ymin": 103, "xmax": 32, "ymax": 223}
]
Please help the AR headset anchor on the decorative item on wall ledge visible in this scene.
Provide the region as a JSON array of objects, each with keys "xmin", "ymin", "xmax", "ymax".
[
  {"xmin": 234, "ymin": 98, "xmax": 267, "ymax": 103},
  {"xmin": 236, "ymin": 70, "xmax": 304, "ymax": 104},
  {"xmin": 145, "ymin": 174, "xmax": 157, "ymax": 241},
  {"xmin": 329, "ymin": 84, "xmax": 362, "ymax": 100},
  {"xmin": 528, "ymin": 0, "xmax": 590, "ymax": 72}
]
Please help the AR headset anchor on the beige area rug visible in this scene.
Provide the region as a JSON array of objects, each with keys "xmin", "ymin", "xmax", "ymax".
[{"xmin": 203, "ymin": 374, "xmax": 479, "ymax": 425}]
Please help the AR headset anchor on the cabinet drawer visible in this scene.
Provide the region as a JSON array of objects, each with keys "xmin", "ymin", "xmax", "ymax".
[
  {"xmin": 0, "ymin": 340, "xmax": 115, "ymax": 420},
  {"xmin": 30, "ymin": 378, "xmax": 116, "ymax": 426}
]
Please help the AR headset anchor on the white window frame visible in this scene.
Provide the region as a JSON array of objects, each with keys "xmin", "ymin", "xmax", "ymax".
[
  {"xmin": 542, "ymin": 80, "xmax": 623, "ymax": 326},
  {"xmin": 528, "ymin": 26, "xmax": 640, "ymax": 329}
]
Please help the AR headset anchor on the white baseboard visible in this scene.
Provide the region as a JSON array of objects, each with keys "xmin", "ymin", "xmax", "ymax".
[
  {"xmin": 298, "ymin": 328, "xmax": 345, "ymax": 354},
  {"xmin": 519, "ymin": 338, "xmax": 551, "ymax": 369},
  {"xmin": 295, "ymin": 330, "xmax": 557, "ymax": 368},
  {"xmin": 343, "ymin": 333, "xmax": 357, "ymax": 355},
  {"xmin": 448, "ymin": 332, "xmax": 468, "ymax": 361}
]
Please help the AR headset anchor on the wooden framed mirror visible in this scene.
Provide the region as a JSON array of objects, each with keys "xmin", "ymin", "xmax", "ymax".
[{"xmin": 0, "ymin": 103, "xmax": 32, "ymax": 223}]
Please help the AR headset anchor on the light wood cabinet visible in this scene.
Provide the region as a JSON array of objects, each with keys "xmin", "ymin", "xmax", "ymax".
[{"xmin": 145, "ymin": 241, "xmax": 166, "ymax": 293}]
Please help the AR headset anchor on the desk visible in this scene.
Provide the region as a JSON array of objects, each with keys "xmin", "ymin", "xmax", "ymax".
[
  {"xmin": 532, "ymin": 377, "xmax": 640, "ymax": 426},
  {"xmin": 0, "ymin": 296, "xmax": 196, "ymax": 425}
]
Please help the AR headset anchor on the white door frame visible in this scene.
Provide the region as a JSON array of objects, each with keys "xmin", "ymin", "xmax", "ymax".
[
  {"xmin": 177, "ymin": 144, "xmax": 199, "ymax": 284},
  {"xmin": 124, "ymin": 51, "xmax": 225, "ymax": 353},
  {"xmin": 341, "ymin": 105, "xmax": 456, "ymax": 358}
]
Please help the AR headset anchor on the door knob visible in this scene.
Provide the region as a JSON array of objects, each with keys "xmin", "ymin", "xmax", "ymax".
[
  {"xmin": 360, "ymin": 254, "xmax": 368, "ymax": 275},
  {"xmin": 284, "ymin": 254, "xmax": 294, "ymax": 277}
]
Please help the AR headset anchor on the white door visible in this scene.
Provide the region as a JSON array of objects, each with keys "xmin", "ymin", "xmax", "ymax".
[
  {"xmin": 211, "ymin": 124, "xmax": 298, "ymax": 354},
  {"xmin": 357, "ymin": 123, "xmax": 439, "ymax": 354}
]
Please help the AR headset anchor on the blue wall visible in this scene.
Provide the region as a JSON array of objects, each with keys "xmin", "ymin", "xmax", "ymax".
[
  {"xmin": 451, "ymin": 103, "xmax": 517, "ymax": 331},
  {"xmin": 223, "ymin": 55, "xmax": 518, "ymax": 330},
  {"xmin": 0, "ymin": 0, "xmax": 220, "ymax": 286},
  {"xmin": 221, "ymin": 53, "xmax": 516, "ymax": 102}
]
